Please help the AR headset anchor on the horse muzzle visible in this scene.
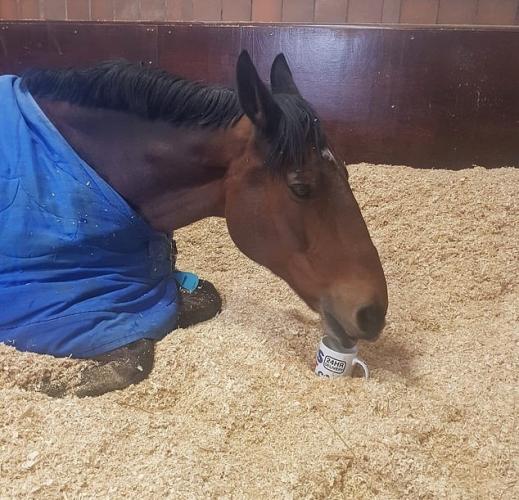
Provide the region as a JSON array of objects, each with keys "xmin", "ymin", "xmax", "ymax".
[{"xmin": 321, "ymin": 298, "xmax": 386, "ymax": 347}]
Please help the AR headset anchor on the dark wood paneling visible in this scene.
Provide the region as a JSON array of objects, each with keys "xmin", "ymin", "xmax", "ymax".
[
  {"xmin": 157, "ymin": 23, "xmax": 519, "ymax": 168},
  {"xmin": 157, "ymin": 24, "xmax": 254, "ymax": 84},
  {"xmin": 244, "ymin": 25, "xmax": 519, "ymax": 168},
  {"xmin": 1, "ymin": 22, "xmax": 518, "ymax": 169},
  {"xmin": 0, "ymin": 22, "xmax": 157, "ymax": 71}
]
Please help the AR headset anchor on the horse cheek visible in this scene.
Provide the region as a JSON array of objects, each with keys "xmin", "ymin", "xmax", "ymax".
[{"xmin": 225, "ymin": 188, "xmax": 270, "ymax": 267}]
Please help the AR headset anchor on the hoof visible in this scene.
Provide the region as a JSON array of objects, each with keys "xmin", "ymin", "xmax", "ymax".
[
  {"xmin": 76, "ymin": 339, "xmax": 155, "ymax": 398},
  {"xmin": 40, "ymin": 339, "xmax": 155, "ymax": 398},
  {"xmin": 177, "ymin": 279, "xmax": 222, "ymax": 329}
]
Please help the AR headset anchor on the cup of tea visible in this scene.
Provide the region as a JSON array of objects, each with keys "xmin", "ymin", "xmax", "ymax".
[{"xmin": 315, "ymin": 336, "xmax": 369, "ymax": 379}]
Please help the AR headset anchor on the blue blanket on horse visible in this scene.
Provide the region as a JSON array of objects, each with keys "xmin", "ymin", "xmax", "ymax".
[{"xmin": 0, "ymin": 75, "xmax": 180, "ymax": 358}]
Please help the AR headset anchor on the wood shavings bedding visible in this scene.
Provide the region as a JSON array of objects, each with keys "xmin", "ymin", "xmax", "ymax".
[{"xmin": 0, "ymin": 164, "xmax": 517, "ymax": 498}]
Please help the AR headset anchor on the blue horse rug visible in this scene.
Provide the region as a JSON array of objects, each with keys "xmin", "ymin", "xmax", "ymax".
[{"xmin": 0, "ymin": 75, "xmax": 182, "ymax": 358}]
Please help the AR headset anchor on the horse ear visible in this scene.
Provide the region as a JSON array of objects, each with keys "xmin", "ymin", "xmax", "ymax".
[
  {"xmin": 270, "ymin": 53, "xmax": 300, "ymax": 95},
  {"xmin": 236, "ymin": 50, "xmax": 281, "ymax": 136}
]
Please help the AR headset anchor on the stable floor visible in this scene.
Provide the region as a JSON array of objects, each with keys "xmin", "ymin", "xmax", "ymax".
[{"xmin": 1, "ymin": 164, "xmax": 517, "ymax": 498}]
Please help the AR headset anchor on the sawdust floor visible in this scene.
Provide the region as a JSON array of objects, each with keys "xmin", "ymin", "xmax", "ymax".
[{"xmin": 1, "ymin": 165, "xmax": 518, "ymax": 499}]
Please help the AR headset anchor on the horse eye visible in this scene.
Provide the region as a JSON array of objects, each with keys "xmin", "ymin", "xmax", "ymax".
[{"xmin": 290, "ymin": 183, "xmax": 312, "ymax": 199}]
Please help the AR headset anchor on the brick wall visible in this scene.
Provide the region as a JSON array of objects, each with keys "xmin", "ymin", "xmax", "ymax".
[{"xmin": 1, "ymin": 0, "xmax": 518, "ymax": 25}]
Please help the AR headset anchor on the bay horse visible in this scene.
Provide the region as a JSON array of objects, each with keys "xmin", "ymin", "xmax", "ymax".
[{"xmin": 0, "ymin": 52, "xmax": 387, "ymax": 396}]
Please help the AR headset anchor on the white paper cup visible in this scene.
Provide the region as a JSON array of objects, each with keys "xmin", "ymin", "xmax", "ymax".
[{"xmin": 315, "ymin": 336, "xmax": 369, "ymax": 379}]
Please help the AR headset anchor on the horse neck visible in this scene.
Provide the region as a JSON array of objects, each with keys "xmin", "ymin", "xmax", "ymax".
[{"xmin": 37, "ymin": 99, "xmax": 240, "ymax": 233}]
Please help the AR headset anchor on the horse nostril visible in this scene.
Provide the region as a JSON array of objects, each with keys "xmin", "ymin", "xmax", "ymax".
[{"xmin": 356, "ymin": 304, "xmax": 386, "ymax": 340}]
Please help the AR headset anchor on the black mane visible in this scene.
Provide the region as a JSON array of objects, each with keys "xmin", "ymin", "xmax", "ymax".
[
  {"xmin": 21, "ymin": 60, "xmax": 242, "ymax": 129},
  {"xmin": 21, "ymin": 60, "xmax": 325, "ymax": 169}
]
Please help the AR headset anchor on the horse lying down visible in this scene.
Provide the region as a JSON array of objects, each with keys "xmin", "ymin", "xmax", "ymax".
[{"xmin": 0, "ymin": 52, "xmax": 387, "ymax": 397}]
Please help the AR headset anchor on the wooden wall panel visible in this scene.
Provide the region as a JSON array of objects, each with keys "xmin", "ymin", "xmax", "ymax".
[
  {"xmin": 222, "ymin": 0, "xmax": 251, "ymax": 21},
  {"xmin": 315, "ymin": 0, "xmax": 347, "ymax": 23},
  {"xmin": 159, "ymin": 24, "xmax": 519, "ymax": 168},
  {"xmin": 114, "ymin": 0, "xmax": 139, "ymax": 20},
  {"xmin": 437, "ymin": 0, "xmax": 477, "ymax": 24},
  {"xmin": 43, "ymin": 0, "xmax": 66, "ymax": 20},
  {"xmin": 140, "ymin": 0, "xmax": 167, "ymax": 21},
  {"xmin": 400, "ymin": 0, "xmax": 439, "ymax": 24},
  {"xmin": 0, "ymin": 0, "xmax": 19, "ymax": 19},
  {"xmin": 192, "ymin": 0, "xmax": 221, "ymax": 21},
  {"xmin": 166, "ymin": 0, "xmax": 181, "ymax": 20},
  {"xmin": 251, "ymin": 0, "xmax": 282, "ymax": 21},
  {"xmin": 158, "ymin": 23, "xmax": 254, "ymax": 84},
  {"xmin": 282, "ymin": 0, "xmax": 314, "ymax": 22},
  {"xmin": 382, "ymin": 0, "xmax": 401, "ymax": 22},
  {"xmin": 1, "ymin": 22, "xmax": 519, "ymax": 168},
  {"xmin": 476, "ymin": 0, "xmax": 518, "ymax": 25},
  {"xmin": 0, "ymin": 22, "xmax": 157, "ymax": 70},
  {"xmin": 2, "ymin": 0, "xmax": 519, "ymax": 25},
  {"xmin": 67, "ymin": 0, "xmax": 91, "ymax": 20},
  {"xmin": 91, "ymin": 0, "xmax": 114, "ymax": 20},
  {"xmin": 166, "ymin": 0, "xmax": 194, "ymax": 21},
  {"xmin": 348, "ymin": 0, "xmax": 383, "ymax": 23},
  {"xmin": 19, "ymin": 0, "xmax": 40, "ymax": 19}
]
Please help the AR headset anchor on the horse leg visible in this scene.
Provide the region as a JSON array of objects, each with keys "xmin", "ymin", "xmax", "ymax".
[
  {"xmin": 43, "ymin": 279, "xmax": 220, "ymax": 398},
  {"xmin": 73, "ymin": 280, "xmax": 224, "ymax": 398},
  {"xmin": 40, "ymin": 240, "xmax": 220, "ymax": 398},
  {"xmin": 73, "ymin": 240, "xmax": 223, "ymax": 398}
]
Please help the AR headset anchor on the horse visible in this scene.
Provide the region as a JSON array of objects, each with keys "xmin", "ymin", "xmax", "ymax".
[{"xmin": 0, "ymin": 51, "xmax": 387, "ymax": 396}]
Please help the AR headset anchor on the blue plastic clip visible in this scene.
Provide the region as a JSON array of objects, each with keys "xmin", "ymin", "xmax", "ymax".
[{"xmin": 173, "ymin": 271, "xmax": 200, "ymax": 293}]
